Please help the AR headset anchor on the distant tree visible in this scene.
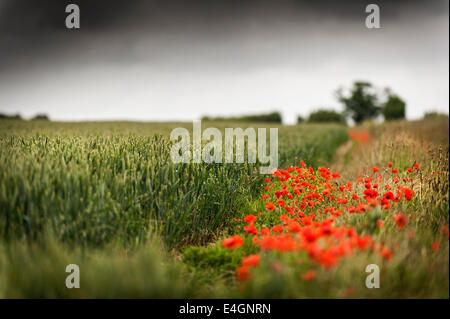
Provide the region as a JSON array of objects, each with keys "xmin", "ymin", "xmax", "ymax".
[
  {"xmin": 297, "ymin": 115, "xmax": 305, "ymax": 124},
  {"xmin": 382, "ymin": 91, "xmax": 406, "ymax": 120},
  {"xmin": 424, "ymin": 111, "xmax": 448, "ymax": 119},
  {"xmin": 336, "ymin": 81, "xmax": 380, "ymax": 124},
  {"xmin": 201, "ymin": 112, "xmax": 282, "ymax": 123},
  {"xmin": 424, "ymin": 111, "xmax": 438, "ymax": 118},
  {"xmin": 32, "ymin": 113, "xmax": 50, "ymax": 121},
  {"xmin": 0, "ymin": 113, "xmax": 22, "ymax": 120},
  {"xmin": 307, "ymin": 109, "xmax": 345, "ymax": 124},
  {"xmin": 241, "ymin": 112, "xmax": 282, "ymax": 123}
]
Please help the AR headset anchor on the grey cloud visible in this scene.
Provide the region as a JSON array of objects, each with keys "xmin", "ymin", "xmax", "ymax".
[{"xmin": 0, "ymin": 0, "xmax": 448, "ymax": 73}]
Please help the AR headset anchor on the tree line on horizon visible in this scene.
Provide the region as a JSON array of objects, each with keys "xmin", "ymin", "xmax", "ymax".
[
  {"xmin": 0, "ymin": 113, "xmax": 50, "ymax": 121},
  {"xmin": 204, "ymin": 81, "xmax": 411, "ymax": 125},
  {"xmin": 297, "ymin": 81, "xmax": 408, "ymax": 125},
  {"xmin": 1, "ymin": 81, "xmax": 446, "ymax": 124}
]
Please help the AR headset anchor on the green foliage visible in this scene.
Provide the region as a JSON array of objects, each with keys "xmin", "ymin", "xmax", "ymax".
[
  {"xmin": 337, "ymin": 81, "xmax": 380, "ymax": 124},
  {"xmin": 307, "ymin": 109, "xmax": 345, "ymax": 124},
  {"xmin": 202, "ymin": 112, "xmax": 282, "ymax": 123},
  {"xmin": 382, "ymin": 94, "xmax": 406, "ymax": 120},
  {"xmin": 296, "ymin": 115, "xmax": 305, "ymax": 123},
  {"xmin": 31, "ymin": 113, "xmax": 50, "ymax": 121},
  {"xmin": 277, "ymin": 125, "xmax": 348, "ymax": 169},
  {"xmin": 182, "ymin": 244, "xmax": 242, "ymax": 273}
]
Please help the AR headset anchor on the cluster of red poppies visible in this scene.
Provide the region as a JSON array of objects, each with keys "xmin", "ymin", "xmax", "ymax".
[
  {"xmin": 223, "ymin": 160, "xmax": 425, "ymax": 281},
  {"xmin": 348, "ymin": 130, "xmax": 370, "ymax": 144}
]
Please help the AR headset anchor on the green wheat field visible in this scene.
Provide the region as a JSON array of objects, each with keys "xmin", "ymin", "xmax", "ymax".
[{"xmin": 0, "ymin": 118, "xmax": 448, "ymax": 298}]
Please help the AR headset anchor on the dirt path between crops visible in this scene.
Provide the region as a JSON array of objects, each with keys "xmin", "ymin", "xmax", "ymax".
[{"xmin": 330, "ymin": 139, "xmax": 355, "ymax": 172}]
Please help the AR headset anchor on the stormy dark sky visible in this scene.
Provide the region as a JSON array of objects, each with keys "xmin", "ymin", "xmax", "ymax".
[{"xmin": 0, "ymin": 0, "xmax": 448, "ymax": 123}]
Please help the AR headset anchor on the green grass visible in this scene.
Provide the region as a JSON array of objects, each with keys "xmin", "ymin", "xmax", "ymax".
[{"xmin": 0, "ymin": 234, "xmax": 204, "ymax": 298}]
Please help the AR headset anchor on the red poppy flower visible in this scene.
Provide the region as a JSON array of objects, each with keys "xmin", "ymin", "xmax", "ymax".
[
  {"xmin": 266, "ymin": 202, "xmax": 275, "ymax": 211},
  {"xmin": 363, "ymin": 189, "xmax": 378, "ymax": 199},
  {"xmin": 261, "ymin": 227, "xmax": 270, "ymax": 236},
  {"xmin": 271, "ymin": 225, "xmax": 284, "ymax": 233},
  {"xmin": 400, "ymin": 187, "xmax": 414, "ymax": 201},
  {"xmin": 287, "ymin": 221, "xmax": 302, "ymax": 233},
  {"xmin": 222, "ymin": 235, "xmax": 244, "ymax": 249},
  {"xmin": 236, "ymin": 265, "xmax": 251, "ymax": 281},
  {"xmin": 277, "ymin": 199, "xmax": 286, "ymax": 207},
  {"xmin": 244, "ymin": 214, "xmax": 257, "ymax": 223},
  {"xmin": 244, "ymin": 223, "xmax": 258, "ymax": 235},
  {"xmin": 242, "ymin": 254, "xmax": 260, "ymax": 267},
  {"xmin": 280, "ymin": 214, "xmax": 290, "ymax": 224},
  {"xmin": 381, "ymin": 248, "xmax": 393, "ymax": 260},
  {"xmin": 431, "ymin": 242, "xmax": 439, "ymax": 252},
  {"xmin": 394, "ymin": 214, "xmax": 407, "ymax": 229},
  {"xmin": 302, "ymin": 270, "xmax": 316, "ymax": 281},
  {"xmin": 380, "ymin": 197, "xmax": 390, "ymax": 209},
  {"xmin": 322, "ymin": 189, "xmax": 331, "ymax": 197},
  {"xmin": 383, "ymin": 191, "xmax": 395, "ymax": 200},
  {"xmin": 442, "ymin": 225, "xmax": 449, "ymax": 238},
  {"xmin": 332, "ymin": 173, "xmax": 341, "ymax": 179},
  {"xmin": 367, "ymin": 198, "xmax": 378, "ymax": 208}
]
